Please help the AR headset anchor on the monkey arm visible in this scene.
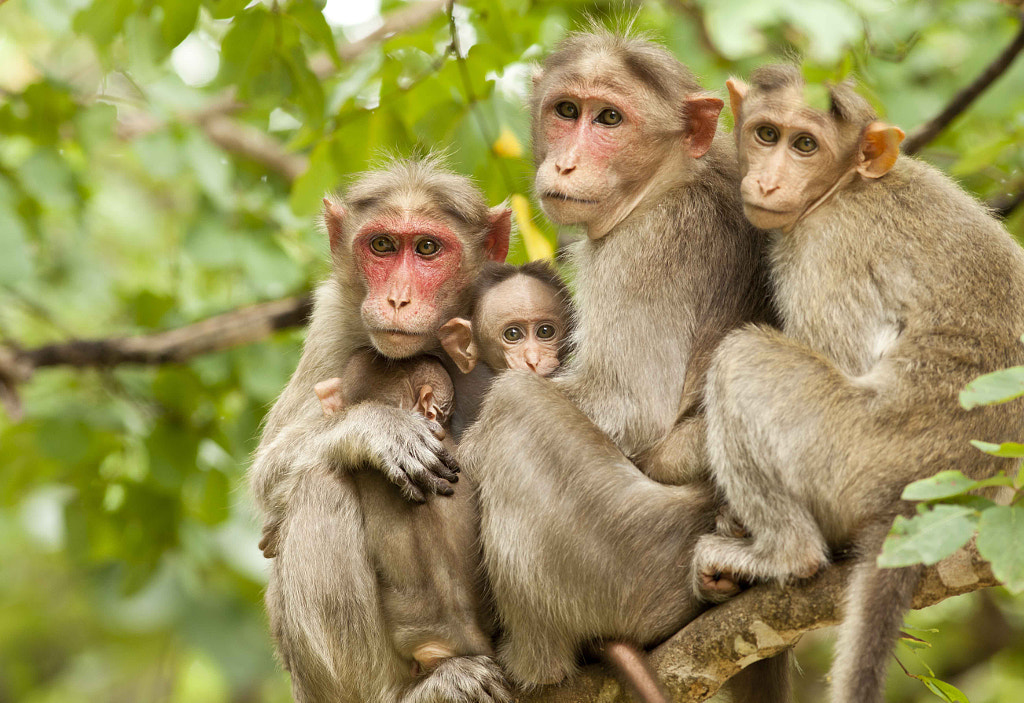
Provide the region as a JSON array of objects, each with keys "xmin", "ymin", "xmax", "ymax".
[{"xmin": 251, "ymin": 401, "xmax": 460, "ymax": 520}]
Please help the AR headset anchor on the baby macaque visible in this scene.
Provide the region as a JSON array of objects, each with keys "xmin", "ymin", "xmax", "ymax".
[
  {"xmin": 312, "ymin": 350, "xmax": 492, "ymax": 675},
  {"xmin": 439, "ymin": 261, "xmax": 573, "ymax": 377}
]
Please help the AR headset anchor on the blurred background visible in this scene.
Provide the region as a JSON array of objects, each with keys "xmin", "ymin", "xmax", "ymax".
[{"xmin": 0, "ymin": 1, "xmax": 1022, "ymax": 701}]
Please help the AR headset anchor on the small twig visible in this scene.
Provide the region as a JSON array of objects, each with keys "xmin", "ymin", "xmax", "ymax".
[
  {"xmin": 191, "ymin": 112, "xmax": 309, "ymax": 183},
  {"xmin": 991, "ymin": 188, "xmax": 1024, "ymax": 219},
  {"xmin": 310, "ymin": 0, "xmax": 449, "ymax": 78},
  {"xmin": 903, "ymin": 13, "xmax": 1024, "ymax": 155},
  {"xmin": 4, "ymin": 294, "xmax": 312, "ymax": 374}
]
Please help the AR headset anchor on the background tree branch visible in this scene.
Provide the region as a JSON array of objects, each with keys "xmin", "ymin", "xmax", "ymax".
[
  {"xmin": 0, "ymin": 295, "xmax": 313, "ymax": 419},
  {"xmin": 903, "ymin": 11, "xmax": 1024, "ymax": 154},
  {"xmin": 520, "ymin": 545, "xmax": 999, "ymax": 703}
]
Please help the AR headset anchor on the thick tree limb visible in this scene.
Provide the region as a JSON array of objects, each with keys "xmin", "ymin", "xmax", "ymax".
[
  {"xmin": 0, "ymin": 294, "xmax": 312, "ymax": 389},
  {"xmin": 520, "ymin": 545, "xmax": 998, "ymax": 703},
  {"xmin": 191, "ymin": 112, "xmax": 309, "ymax": 183},
  {"xmin": 903, "ymin": 13, "xmax": 1024, "ymax": 155}
]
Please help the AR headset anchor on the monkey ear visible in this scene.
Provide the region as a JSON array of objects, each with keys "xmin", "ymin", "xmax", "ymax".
[
  {"xmin": 416, "ymin": 384, "xmax": 437, "ymax": 421},
  {"xmin": 725, "ymin": 79, "xmax": 748, "ymax": 129},
  {"xmin": 857, "ymin": 121, "xmax": 905, "ymax": 179},
  {"xmin": 683, "ymin": 95, "xmax": 724, "ymax": 160},
  {"xmin": 485, "ymin": 206, "xmax": 512, "ymax": 263},
  {"xmin": 439, "ymin": 318, "xmax": 478, "ymax": 374},
  {"xmin": 323, "ymin": 197, "xmax": 347, "ymax": 257}
]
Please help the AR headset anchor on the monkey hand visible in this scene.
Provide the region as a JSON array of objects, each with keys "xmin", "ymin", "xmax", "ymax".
[{"xmin": 343, "ymin": 403, "xmax": 461, "ymax": 503}]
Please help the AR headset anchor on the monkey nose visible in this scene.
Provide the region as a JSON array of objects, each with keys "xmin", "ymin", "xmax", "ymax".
[
  {"xmin": 387, "ymin": 292, "xmax": 412, "ymax": 309},
  {"xmin": 555, "ymin": 162, "xmax": 576, "ymax": 176},
  {"xmin": 758, "ymin": 180, "xmax": 779, "ymax": 196}
]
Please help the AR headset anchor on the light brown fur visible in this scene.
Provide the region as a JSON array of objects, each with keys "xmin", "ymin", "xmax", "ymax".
[
  {"xmin": 459, "ymin": 30, "xmax": 786, "ymax": 701},
  {"xmin": 250, "ymin": 157, "xmax": 511, "ymax": 703},
  {"xmin": 695, "ymin": 65, "xmax": 1024, "ymax": 703}
]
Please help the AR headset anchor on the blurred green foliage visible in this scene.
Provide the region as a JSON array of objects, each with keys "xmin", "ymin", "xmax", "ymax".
[{"xmin": 0, "ymin": 1, "xmax": 1022, "ymax": 701}]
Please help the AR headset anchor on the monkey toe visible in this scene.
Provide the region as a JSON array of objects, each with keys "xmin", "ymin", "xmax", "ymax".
[{"xmin": 699, "ymin": 569, "xmax": 744, "ymax": 597}]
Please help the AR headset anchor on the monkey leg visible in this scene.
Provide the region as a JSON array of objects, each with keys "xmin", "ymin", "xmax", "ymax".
[
  {"xmin": 268, "ymin": 467, "xmax": 508, "ymax": 703},
  {"xmin": 697, "ymin": 326, "xmax": 881, "ymax": 589},
  {"xmin": 460, "ymin": 371, "xmax": 717, "ymax": 687}
]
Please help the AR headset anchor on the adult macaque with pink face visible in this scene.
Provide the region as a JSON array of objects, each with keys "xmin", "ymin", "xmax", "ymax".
[
  {"xmin": 248, "ymin": 157, "xmax": 512, "ymax": 703},
  {"xmin": 439, "ymin": 261, "xmax": 573, "ymax": 378},
  {"xmin": 457, "ymin": 29, "xmax": 784, "ymax": 702},
  {"xmin": 693, "ymin": 65, "xmax": 1024, "ymax": 703}
]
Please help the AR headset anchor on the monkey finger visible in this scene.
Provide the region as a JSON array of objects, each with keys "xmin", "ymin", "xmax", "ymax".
[
  {"xmin": 438, "ymin": 447, "xmax": 461, "ymax": 475},
  {"xmin": 430, "ymin": 454, "xmax": 460, "ymax": 483},
  {"xmin": 384, "ymin": 462, "xmax": 427, "ymax": 502}
]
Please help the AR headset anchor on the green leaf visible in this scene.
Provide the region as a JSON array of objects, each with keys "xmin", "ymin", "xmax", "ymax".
[
  {"xmin": 970, "ymin": 440, "xmax": 1024, "ymax": 458},
  {"xmin": 878, "ymin": 505, "xmax": 976, "ymax": 568},
  {"xmin": 918, "ymin": 676, "xmax": 970, "ymax": 703},
  {"xmin": 288, "ymin": 0, "xmax": 340, "ymax": 65},
  {"xmin": 976, "ymin": 505, "xmax": 1024, "ymax": 594},
  {"xmin": 0, "ymin": 185, "xmax": 33, "ymax": 285},
  {"xmin": 159, "ymin": 0, "xmax": 200, "ymax": 50},
  {"xmin": 206, "ymin": 0, "xmax": 249, "ymax": 20},
  {"xmin": 73, "ymin": 0, "xmax": 138, "ymax": 49},
  {"xmin": 959, "ymin": 367, "xmax": 1024, "ymax": 409},
  {"xmin": 901, "ymin": 471, "xmax": 979, "ymax": 501}
]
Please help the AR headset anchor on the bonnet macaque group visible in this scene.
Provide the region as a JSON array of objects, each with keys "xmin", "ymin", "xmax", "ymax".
[{"xmin": 250, "ymin": 27, "xmax": 1024, "ymax": 703}]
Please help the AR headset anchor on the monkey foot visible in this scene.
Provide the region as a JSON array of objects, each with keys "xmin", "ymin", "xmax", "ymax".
[{"xmin": 699, "ymin": 568, "xmax": 744, "ymax": 598}]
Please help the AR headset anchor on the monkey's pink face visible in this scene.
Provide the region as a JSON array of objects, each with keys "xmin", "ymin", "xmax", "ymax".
[
  {"xmin": 737, "ymin": 104, "xmax": 843, "ymax": 231},
  {"xmin": 355, "ymin": 215, "xmax": 466, "ymax": 358},
  {"xmin": 534, "ymin": 93, "xmax": 642, "ymax": 238}
]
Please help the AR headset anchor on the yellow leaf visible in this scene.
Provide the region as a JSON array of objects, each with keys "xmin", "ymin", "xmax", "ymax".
[
  {"xmin": 492, "ymin": 127, "xmax": 523, "ymax": 159},
  {"xmin": 511, "ymin": 194, "xmax": 554, "ymax": 262}
]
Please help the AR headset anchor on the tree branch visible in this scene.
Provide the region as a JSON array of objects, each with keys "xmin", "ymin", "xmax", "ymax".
[
  {"xmin": 903, "ymin": 12, "xmax": 1024, "ymax": 155},
  {"xmin": 0, "ymin": 294, "xmax": 312, "ymax": 406},
  {"xmin": 520, "ymin": 545, "xmax": 999, "ymax": 703},
  {"xmin": 309, "ymin": 0, "xmax": 449, "ymax": 78}
]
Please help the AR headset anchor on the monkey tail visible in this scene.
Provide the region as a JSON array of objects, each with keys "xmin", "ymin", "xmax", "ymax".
[
  {"xmin": 596, "ymin": 641, "xmax": 671, "ymax": 703},
  {"xmin": 726, "ymin": 651, "xmax": 792, "ymax": 703},
  {"xmin": 828, "ymin": 521, "xmax": 924, "ymax": 703}
]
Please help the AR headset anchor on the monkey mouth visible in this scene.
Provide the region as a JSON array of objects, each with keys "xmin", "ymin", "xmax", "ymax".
[{"xmin": 541, "ymin": 191, "xmax": 598, "ymax": 205}]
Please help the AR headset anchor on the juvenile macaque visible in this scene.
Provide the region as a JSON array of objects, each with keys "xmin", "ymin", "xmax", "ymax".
[
  {"xmin": 311, "ymin": 351, "xmax": 493, "ymax": 676},
  {"xmin": 249, "ymin": 157, "xmax": 512, "ymax": 703},
  {"xmin": 459, "ymin": 30, "xmax": 786, "ymax": 701},
  {"xmin": 694, "ymin": 65, "xmax": 1024, "ymax": 703},
  {"xmin": 440, "ymin": 261, "xmax": 573, "ymax": 377}
]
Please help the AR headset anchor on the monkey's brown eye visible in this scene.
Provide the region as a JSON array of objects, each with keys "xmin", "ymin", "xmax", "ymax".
[
  {"xmin": 594, "ymin": 108, "xmax": 622, "ymax": 126},
  {"xmin": 555, "ymin": 101, "xmax": 579, "ymax": 120},
  {"xmin": 754, "ymin": 125, "xmax": 779, "ymax": 144},
  {"xmin": 415, "ymin": 238, "xmax": 441, "ymax": 256},
  {"xmin": 536, "ymin": 324, "xmax": 556, "ymax": 340},
  {"xmin": 792, "ymin": 135, "xmax": 818, "ymax": 154},
  {"xmin": 370, "ymin": 236, "xmax": 396, "ymax": 254},
  {"xmin": 502, "ymin": 326, "xmax": 524, "ymax": 343}
]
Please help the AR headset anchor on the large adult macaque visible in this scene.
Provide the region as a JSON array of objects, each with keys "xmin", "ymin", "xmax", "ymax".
[
  {"xmin": 249, "ymin": 158, "xmax": 512, "ymax": 703},
  {"xmin": 458, "ymin": 31, "xmax": 785, "ymax": 700},
  {"xmin": 693, "ymin": 65, "xmax": 1024, "ymax": 703}
]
